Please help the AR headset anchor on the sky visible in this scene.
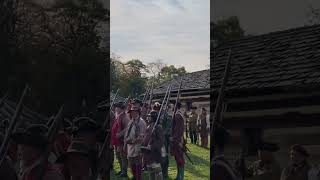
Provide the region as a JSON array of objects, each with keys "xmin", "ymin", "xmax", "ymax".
[
  {"xmin": 111, "ymin": 0, "xmax": 210, "ymax": 72},
  {"xmin": 212, "ymin": 0, "xmax": 320, "ymax": 35}
]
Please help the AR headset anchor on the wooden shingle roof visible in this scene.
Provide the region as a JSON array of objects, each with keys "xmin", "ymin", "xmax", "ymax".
[
  {"xmin": 153, "ymin": 70, "xmax": 210, "ymax": 95},
  {"xmin": 212, "ymin": 24, "xmax": 320, "ymax": 92}
]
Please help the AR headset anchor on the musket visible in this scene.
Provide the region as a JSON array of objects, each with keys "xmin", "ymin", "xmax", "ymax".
[
  {"xmin": 102, "ymin": 89, "xmax": 119, "ymax": 129},
  {"xmin": 170, "ymin": 78, "xmax": 194, "ymax": 164},
  {"xmin": 148, "ymin": 80, "xmax": 154, "ymax": 111},
  {"xmin": 0, "ymin": 85, "xmax": 29, "ymax": 166},
  {"xmin": 0, "ymin": 91, "xmax": 9, "ymax": 108},
  {"xmin": 142, "ymin": 87, "xmax": 150, "ymax": 104},
  {"xmin": 141, "ymin": 84, "xmax": 171, "ymax": 153},
  {"xmin": 171, "ymin": 78, "xmax": 183, "ymax": 124},
  {"xmin": 91, "ymin": 129, "xmax": 111, "ymax": 180},
  {"xmin": 151, "ymin": 85, "xmax": 171, "ymax": 137},
  {"xmin": 211, "ymin": 49, "xmax": 232, "ymax": 161},
  {"xmin": 37, "ymin": 105, "xmax": 65, "ymax": 180}
]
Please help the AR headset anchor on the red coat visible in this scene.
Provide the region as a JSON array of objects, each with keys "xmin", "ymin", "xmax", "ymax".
[
  {"xmin": 170, "ymin": 111, "xmax": 185, "ymax": 166},
  {"xmin": 111, "ymin": 113, "xmax": 129, "ymax": 146},
  {"xmin": 51, "ymin": 131, "xmax": 71, "ymax": 158},
  {"xmin": 111, "ymin": 116, "xmax": 121, "ymax": 146},
  {"xmin": 20, "ymin": 161, "xmax": 65, "ymax": 180}
]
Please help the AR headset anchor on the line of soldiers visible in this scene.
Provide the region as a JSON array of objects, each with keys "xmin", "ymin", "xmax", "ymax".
[
  {"xmin": 211, "ymin": 126, "xmax": 320, "ymax": 180},
  {"xmin": 0, "ymin": 114, "xmax": 115, "ymax": 180},
  {"xmin": 111, "ymin": 98, "xmax": 186, "ymax": 180}
]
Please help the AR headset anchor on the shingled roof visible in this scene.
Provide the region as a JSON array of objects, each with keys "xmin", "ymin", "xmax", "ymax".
[
  {"xmin": 153, "ymin": 69, "xmax": 210, "ymax": 95},
  {"xmin": 212, "ymin": 24, "xmax": 320, "ymax": 92}
]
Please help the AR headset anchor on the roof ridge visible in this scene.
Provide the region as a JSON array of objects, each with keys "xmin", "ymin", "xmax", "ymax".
[{"xmin": 214, "ymin": 23, "xmax": 320, "ymax": 49}]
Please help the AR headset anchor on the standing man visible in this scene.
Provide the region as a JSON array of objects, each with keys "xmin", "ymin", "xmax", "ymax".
[
  {"xmin": 170, "ymin": 102, "xmax": 185, "ymax": 180},
  {"xmin": 59, "ymin": 139, "xmax": 95, "ymax": 180},
  {"xmin": 111, "ymin": 102, "xmax": 130, "ymax": 178},
  {"xmin": 141, "ymin": 111, "xmax": 164, "ymax": 180},
  {"xmin": 188, "ymin": 106, "xmax": 198, "ymax": 144},
  {"xmin": 12, "ymin": 124, "xmax": 65, "ymax": 180},
  {"xmin": 281, "ymin": 144, "xmax": 311, "ymax": 180},
  {"xmin": 124, "ymin": 105, "xmax": 147, "ymax": 180},
  {"xmin": 198, "ymin": 108, "xmax": 209, "ymax": 148},
  {"xmin": 160, "ymin": 103, "xmax": 172, "ymax": 180}
]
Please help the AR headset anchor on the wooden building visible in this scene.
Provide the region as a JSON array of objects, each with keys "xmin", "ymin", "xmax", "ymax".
[
  {"xmin": 212, "ymin": 24, "xmax": 320, "ymax": 166},
  {"xmin": 153, "ymin": 69, "xmax": 210, "ymax": 112}
]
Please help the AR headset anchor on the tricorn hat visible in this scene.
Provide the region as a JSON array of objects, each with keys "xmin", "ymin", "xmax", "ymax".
[
  {"xmin": 132, "ymin": 99, "xmax": 143, "ymax": 106},
  {"xmin": 147, "ymin": 111, "xmax": 158, "ymax": 122},
  {"xmin": 128, "ymin": 105, "xmax": 141, "ymax": 113},
  {"xmin": 12, "ymin": 124, "xmax": 49, "ymax": 149},
  {"xmin": 73, "ymin": 117, "xmax": 99, "ymax": 134},
  {"xmin": 114, "ymin": 102, "xmax": 126, "ymax": 109}
]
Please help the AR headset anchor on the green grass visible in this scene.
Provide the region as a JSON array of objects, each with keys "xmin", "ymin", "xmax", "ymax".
[{"xmin": 110, "ymin": 138, "xmax": 210, "ymax": 180}]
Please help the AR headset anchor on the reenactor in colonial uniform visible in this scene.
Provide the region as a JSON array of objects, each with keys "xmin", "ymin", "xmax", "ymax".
[
  {"xmin": 72, "ymin": 117, "xmax": 100, "ymax": 177},
  {"xmin": 281, "ymin": 144, "xmax": 311, "ymax": 180},
  {"xmin": 133, "ymin": 99, "xmax": 143, "ymax": 108},
  {"xmin": 141, "ymin": 111, "xmax": 164, "ymax": 180},
  {"xmin": 59, "ymin": 139, "xmax": 95, "ymax": 180},
  {"xmin": 111, "ymin": 102, "xmax": 130, "ymax": 178},
  {"xmin": 12, "ymin": 124, "xmax": 65, "ymax": 180},
  {"xmin": 49, "ymin": 119, "xmax": 72, "ymax": 163},
  {"xmin": 0, "ymin": 132, "xmax": 18, "ymax": 180},
  {"xmin": 170, "ymin": 102, "xmax": 185, "ymax": 180},
  {"xmin": 187, "ymin": 106, "xmax": 198, "ymax": 144},
  {"xmin": 124, "ymin": 105, "xmax": 147, "ymax": 180},
  {"xmin": 141, "ymin": 103, "xmax": 149, "ymax": 121},
  {"xmin": 160, "ymin": 103, "xmax": 172, "ymax": 180},
  {"xmin": 198, "ymin": 108, "xmax": 209, "ymax": 148},
  {"xmin": 241, "ymin": 142, "xmax": 281, "ymax": 180},
  {"xmin": 212, "ymin": 126, "xmax": 240, "ymax": 180}
]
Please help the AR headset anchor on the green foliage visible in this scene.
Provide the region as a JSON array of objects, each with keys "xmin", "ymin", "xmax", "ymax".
[
  {"xmin": 212, "ymin": 16, "xmax": 245, "ymax": 45},
  {"xmin": 0, "ymin": 0, "xmax": 109, "ymax": 118},
  {"xmin": 160, "ymin": 65, "xmax": 187, "ymax": 82},
  {"xmin": 111, "ymin": 57, "xmax": 187, "ymax": 99}
]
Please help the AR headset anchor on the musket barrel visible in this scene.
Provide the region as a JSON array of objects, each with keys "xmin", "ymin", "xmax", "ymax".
[{"xmin": 0, "ymin": 85, "xmax": 29, "ymax": 166}]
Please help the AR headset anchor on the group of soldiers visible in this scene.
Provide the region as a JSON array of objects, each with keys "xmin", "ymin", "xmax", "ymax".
[
  {"xmin": 183, "ymin": 107, "xmax": 210, "ymax": 148},
  {"xmin": 0, "ymin": 113, "xmax": 115, "ymax": 180},
  {"xmin": 211, "ymin": 126, "xmax": 320, "ymax": 180},
  {"xmin": 111, "ymin": 98, "xmax": 187, "ymax": 180}
]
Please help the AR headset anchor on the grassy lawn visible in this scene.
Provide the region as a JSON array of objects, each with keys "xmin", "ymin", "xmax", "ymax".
[{"xmin": 110, "ymin": 139, "xmax": 210, "ymax": 180}]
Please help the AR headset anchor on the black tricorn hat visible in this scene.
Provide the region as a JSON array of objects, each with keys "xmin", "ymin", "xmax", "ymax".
[
  {"xmin": 73, "ymin": 117, "xmax": 99, "ymax": 134},
  {"xmin": 132, "ymin": 99, "xmax": 143, "ymax": 106},
  {"xmin": 257, "ymin": 142, "xmax": 280, "ymax": 152},
  {"xmin": 147, "ymin": 111, "xmax": 158, "ymax": 121},
  {"xmin": 12, "ymin": 124, "xmax": 49, "ymax": 149},
  {"xmin": 114, "ymin": 102, "xmax": 126, "ymax": 109}
]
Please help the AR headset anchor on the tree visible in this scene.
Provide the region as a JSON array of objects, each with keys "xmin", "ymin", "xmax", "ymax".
[
  {"xmin": 211, "ymin": 16, "xmax": 245, "ymax": 46},
  {"xmin": 0, "ymin": 0, "xmax": 109, "ymax": 118},
  {"xmin": 307, "ymin": 5, "xmax": 320, "ymax": 25},
  {"xmin": 160, "ymin": 65, "xmax": 187, "ymax": 82}
]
